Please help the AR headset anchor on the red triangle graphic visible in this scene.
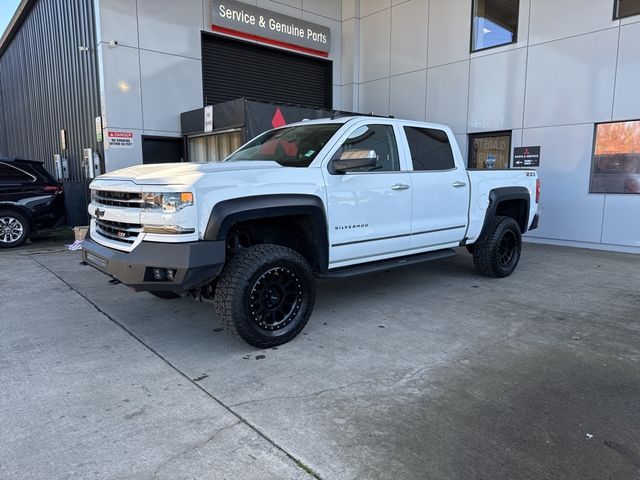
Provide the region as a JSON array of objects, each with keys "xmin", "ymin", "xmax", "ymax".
[{"xmin": 271, "ymin": 108, "xmax": 287, "ymax": 128}]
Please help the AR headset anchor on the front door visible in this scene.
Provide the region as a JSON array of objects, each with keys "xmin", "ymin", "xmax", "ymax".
[{"xmin": 322, "ymin": 122, "xmax": 412, "ymax": 267}]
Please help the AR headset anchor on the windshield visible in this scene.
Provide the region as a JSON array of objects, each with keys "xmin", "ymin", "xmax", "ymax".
[{"xmin": 225, "ymin": 124, "xmax": 343, "ymax": 167}]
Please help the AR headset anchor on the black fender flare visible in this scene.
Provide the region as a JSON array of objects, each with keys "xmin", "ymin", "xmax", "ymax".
[
  {"xmin": 476, "ymin": 186, "xmax": 530, "ymax": 244},
  {"xmin": 204, "ymin": 194, "xmax": 329, "ymax": 271}
]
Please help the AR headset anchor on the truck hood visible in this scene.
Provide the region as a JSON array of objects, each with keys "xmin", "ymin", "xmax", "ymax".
[{"xmin": 96, "ymin": 161, "xmax": 281, "ymax": 185}]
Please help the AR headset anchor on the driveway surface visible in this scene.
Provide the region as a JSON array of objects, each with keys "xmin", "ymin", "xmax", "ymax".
[{"xmin": 2, "ymin": 241, "xmax": 639, "ymax": 479}]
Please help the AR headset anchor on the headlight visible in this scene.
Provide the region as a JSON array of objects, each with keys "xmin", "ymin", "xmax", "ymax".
[{"xmin": 142, "ymin": 192, "xmax": 193, "ymax": 212}]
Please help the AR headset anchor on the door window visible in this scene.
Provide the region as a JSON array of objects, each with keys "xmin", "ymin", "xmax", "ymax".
[
  {"xmin": 404, "ymin": 127, "xmax": 455, "ymax": 171},
  {"xmin": 332, "ymin": 124, "xmax": 400, "ymax": 172}
]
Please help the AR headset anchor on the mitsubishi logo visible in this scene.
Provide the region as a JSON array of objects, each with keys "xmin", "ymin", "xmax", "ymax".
[
  {"xmin": 95, "ymin": 208, "xmax": 105, "ymax": 219},
  {"xmin": 271, "ymin": 108, "xmax": 286, "ymax": 128}
]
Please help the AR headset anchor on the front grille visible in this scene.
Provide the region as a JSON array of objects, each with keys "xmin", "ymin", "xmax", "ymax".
[
  {"xmin": 94, "ymin": 190, "xmax": 144, "ymax": 208},
  {"xmin": 94, "ymin": 218, "xmax": 142, "ymax": 244}
]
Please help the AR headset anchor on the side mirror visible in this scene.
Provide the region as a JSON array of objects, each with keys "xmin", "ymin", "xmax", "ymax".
[{"xmin": 332, "ymin": 150, "xmax": 377, "ymax": 173}]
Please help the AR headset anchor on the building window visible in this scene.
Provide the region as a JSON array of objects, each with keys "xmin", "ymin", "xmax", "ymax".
[
  {"xmin": 590, "ymin": 120, "xmax": 640, "ymax": 194},
  {"xmin": 614, "ymin": 0, "xmax": 640, "ymax": 19},
  {"xmin": 471, "ymin": 0, "xmax": 519, "ymax": 52},
  {"xmin": 468, "ymin": 131, "xmax": 512, "ymax": 169},
  {"xmin": 404, "ymin": 127, "xmax": 455, "ymax": 171}
]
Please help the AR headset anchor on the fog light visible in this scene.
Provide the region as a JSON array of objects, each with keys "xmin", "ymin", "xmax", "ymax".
[
  {"xmin": 152, "ymin": 268, "xmax": 166, "ymax": 281},
  {"xmin": 166, "ymin": 269, "xmax": 176, "ymax": 281}
]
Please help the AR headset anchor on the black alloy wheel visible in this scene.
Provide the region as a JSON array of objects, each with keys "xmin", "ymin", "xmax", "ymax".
[{"xmin": 248, "ymin": 266, "xmax": 303, "ymax": 332}]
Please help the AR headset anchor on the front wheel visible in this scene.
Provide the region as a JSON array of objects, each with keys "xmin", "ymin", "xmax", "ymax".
[
  {"xmin": 214, "ymin": 244, "xmax": 315, "ymax": 348},
  {"xmin": 472, "ymin": 216, "xmax": 522, "ymax": 278}
]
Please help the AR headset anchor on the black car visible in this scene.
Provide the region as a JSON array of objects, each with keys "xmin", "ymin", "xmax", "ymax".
[{"xmin": 0, "ymin": 158, "xmax": 65, "ymax": 248}]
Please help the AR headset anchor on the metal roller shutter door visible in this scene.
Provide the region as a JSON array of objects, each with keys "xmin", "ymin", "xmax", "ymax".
[{"xmin": 201, "ymin": 33, "xmax": 332, "ymax": 109}]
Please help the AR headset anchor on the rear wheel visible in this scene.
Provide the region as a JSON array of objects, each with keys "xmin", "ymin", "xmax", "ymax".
[
  {"xmin": 0, "ymin": 210, "xmax": 30, "ymax": 248},
  {"xmin": 214, "ymin": 244, "xmax": 315, "ymax": 348},
  {"xmin": 149, "ymin": 291, "xmax": 181, "ymax": 299},
  {"xmin": 472, "ymin": 216, "xmax": 522, "ymax": 278}
]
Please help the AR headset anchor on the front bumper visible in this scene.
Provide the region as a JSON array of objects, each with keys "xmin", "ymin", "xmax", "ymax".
[{"xmin": 82, "ymin": 238, "xmax": 225, "ymax": 293}]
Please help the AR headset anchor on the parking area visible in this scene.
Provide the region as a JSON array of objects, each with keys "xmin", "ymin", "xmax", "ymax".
[{"xmin": 2, "ymin": 242, "xmax": 639, "ymax": 479}]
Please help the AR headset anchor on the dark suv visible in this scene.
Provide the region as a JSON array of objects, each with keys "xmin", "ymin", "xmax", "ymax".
[{"xmin": 0, "ymin": 158, "xmax": 65, "ymax": 248}]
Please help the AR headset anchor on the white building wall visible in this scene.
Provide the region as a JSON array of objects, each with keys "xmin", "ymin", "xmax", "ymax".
[
  {"xmin": 94, "ymin": 0, "xmax": 342, "ymax": 171},
  {"xmin": 344, "ymin": 0, "xmax": 640, "ymax": 253}
]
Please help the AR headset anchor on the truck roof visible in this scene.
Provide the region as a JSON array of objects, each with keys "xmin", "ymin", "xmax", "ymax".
[{"xmin": 285, "ymin": 116, "xmax": 451, "ymax": 131}]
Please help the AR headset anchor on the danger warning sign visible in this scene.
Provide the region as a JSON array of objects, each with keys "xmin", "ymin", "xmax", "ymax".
[{"xmin": 106, "ymin": 131, "xmax": 134, "ymax": 149}]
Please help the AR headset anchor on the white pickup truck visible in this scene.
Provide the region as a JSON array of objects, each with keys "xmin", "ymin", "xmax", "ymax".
[{"xmin": 83, "ymin": 116, "xmax": 540, "ymax": 348}]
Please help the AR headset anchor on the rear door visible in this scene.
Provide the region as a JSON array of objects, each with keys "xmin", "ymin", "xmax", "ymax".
[
  {"xmin": 400, "ymin": 125, "xmax": 469, "ymax": 249},
  {"xmin": 322, "ymin": 121, "xmax": 412, "ymax": 266}
]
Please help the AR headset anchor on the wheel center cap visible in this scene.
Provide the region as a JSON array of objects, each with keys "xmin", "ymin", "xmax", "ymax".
[{"xmin": 263, "ymin": 287, "xmax": 281, "ymax": 308}]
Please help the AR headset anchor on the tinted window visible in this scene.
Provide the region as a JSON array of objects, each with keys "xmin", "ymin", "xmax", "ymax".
[
  {"xmin": 0, "ymin": 162, "xmax": 35, "ymax": 183},
  {"xmin": 615, "ymin": 0, "xmax": 640, "ymax": 19},
  {"xmin": 468, "ymin": 132, "xmax": 512, "ymax": 169},
  {"xmin": 404, "ymin": 127, "xmax": 455, "ymax": 171},
  {"xmin": 332, "ymin": 124, "xmax": 400, "ymax": 172},
  {"xmin": 471, "ymin": 0, "xmax": 519, "ymax": 51},
  {"xmin": 226, "ymin": 124, "xmax": 341, "ymax": 167}
]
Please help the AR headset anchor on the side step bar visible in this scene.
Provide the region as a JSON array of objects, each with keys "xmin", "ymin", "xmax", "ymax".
[{"xmin": 319, "ymin": 248, "xmax": 457, "ymax": 279}]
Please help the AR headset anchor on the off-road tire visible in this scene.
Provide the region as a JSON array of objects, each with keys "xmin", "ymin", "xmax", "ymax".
[
  {"xmin": 149, "ymin": 291, "xmax": 181, "ymax": 299},
  {"xmin": 213, "ymin": 244, "xmax": 315, "ymax": 348},
  {"xmin": 0, "ymin": 210, "xmax": 30, "ymax": 248},
  {"xmin": 472, "ymin": 216, "xmax": 522, "ymax": 278}
]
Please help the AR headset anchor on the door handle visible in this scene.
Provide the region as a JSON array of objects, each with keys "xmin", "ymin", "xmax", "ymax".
[
  {"xmin": 452, "ymin": 181, "xmax": 467, "ymax": 188},
  {"xmin": 391, "ymin": 183, "xmax": 410, "ymax": 191}
]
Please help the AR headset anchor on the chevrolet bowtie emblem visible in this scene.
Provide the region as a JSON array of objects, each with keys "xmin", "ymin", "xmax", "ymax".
[{"xmin": 95, "ymin": 208, "xmax": 105, "ymax": 219}]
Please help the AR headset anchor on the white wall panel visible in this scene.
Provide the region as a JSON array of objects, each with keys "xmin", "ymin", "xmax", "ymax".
[
  {"xmin": 524, "ymin": 29, "xmax": 618, "ymax": 128},
  {"xmin": 427, "ymin": 0, "xmax": 470, "ymax": 67},
  {"xmin": 341, "ymin": 84, "xmax": 356, "ymax": 111},
  {"xmin": 341, "ymin": 18, "xmax": 357, "ymax": 85},
  {"xmin": 104, "ymin": 129, "xmax": 143, "ymax": 171},
  {"xmin": 140, "ymin": 50, "xmax": 203, "ymax": 133},
  {"xmin": 359, "ymin": 78, "xmax": 390, "ymax": 115},
  {"xmin": 302, "ymin": 0, "xmax": 341, "ymax": 20},
  {"xmin": 272, "ymin": 0, "xmax": 302, "ymax": 9},
  {"xmin": 137, "ymin": 0, "xmax": 202, "ymax": 59},
  {"xmin": 390, "ymin": 69, "xmax": 427, "ymax": 120},
  {"xmin": 302, "ymin": 11, "xmax": 341, "ymax": 86},
  {"xmin": 97, "ymin": 0, "xmax": 139, "ymax": 48},
  {"xmin": 359, "ymin": 9, "xmax": 391, "ymax": 82},
  {"xmin": 601, "ymin": 195, "xmax": 640, "ymax": 247},
  {"xmin": 99, "ymin": 44, "xmax": 143, "ymax": 130},
  {"xmin": 390, "ymin": 0, "xmax": 428, "ymax": 75},
  {"xmin": 426, "ymin": 60, "xmax": 469, "ymax": 134},
  {"xmin": 529, "ymin": 0, "xmax": 619, "ymax": 45},
  {"xmin": 468, "ymin": 48, "xmax": 526, "ymax": 132},
  {"xmin": 522, "ymin": 124, "xmax": 605, "ymax": 243},
  {"xmin": 613, "ymin": 22, "xmax": 640, "ymax": 120},
  {"xmin": 342, "ymin": 0, "xmax": 356, "ymax": 20},
  {"xmin": 360, "ymin": 0, "xmax": 391, "ymax": 17},
  {"xmin": 257, "ymin": 0, "xmax": 303, "ymax": 18}
]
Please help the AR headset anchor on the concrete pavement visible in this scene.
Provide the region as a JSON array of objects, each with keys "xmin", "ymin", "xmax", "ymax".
[{"xmin": 1, "ymin": 242, "xmax": 639, "ymax": 479}]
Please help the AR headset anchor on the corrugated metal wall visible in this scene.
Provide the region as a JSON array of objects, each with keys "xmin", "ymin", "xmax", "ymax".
[{"xmin": 0, "ymin": 0, "xmax": 101, "ymax": 226}]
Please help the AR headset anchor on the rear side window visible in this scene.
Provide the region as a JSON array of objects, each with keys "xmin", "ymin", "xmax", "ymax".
[
  {"xmin": 0, "ymin": 162, "xmax": 35, "ymax": 183},
  {"xmin": 404, "ymin": 127, "xmax": 455, "ymax": 171}
]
